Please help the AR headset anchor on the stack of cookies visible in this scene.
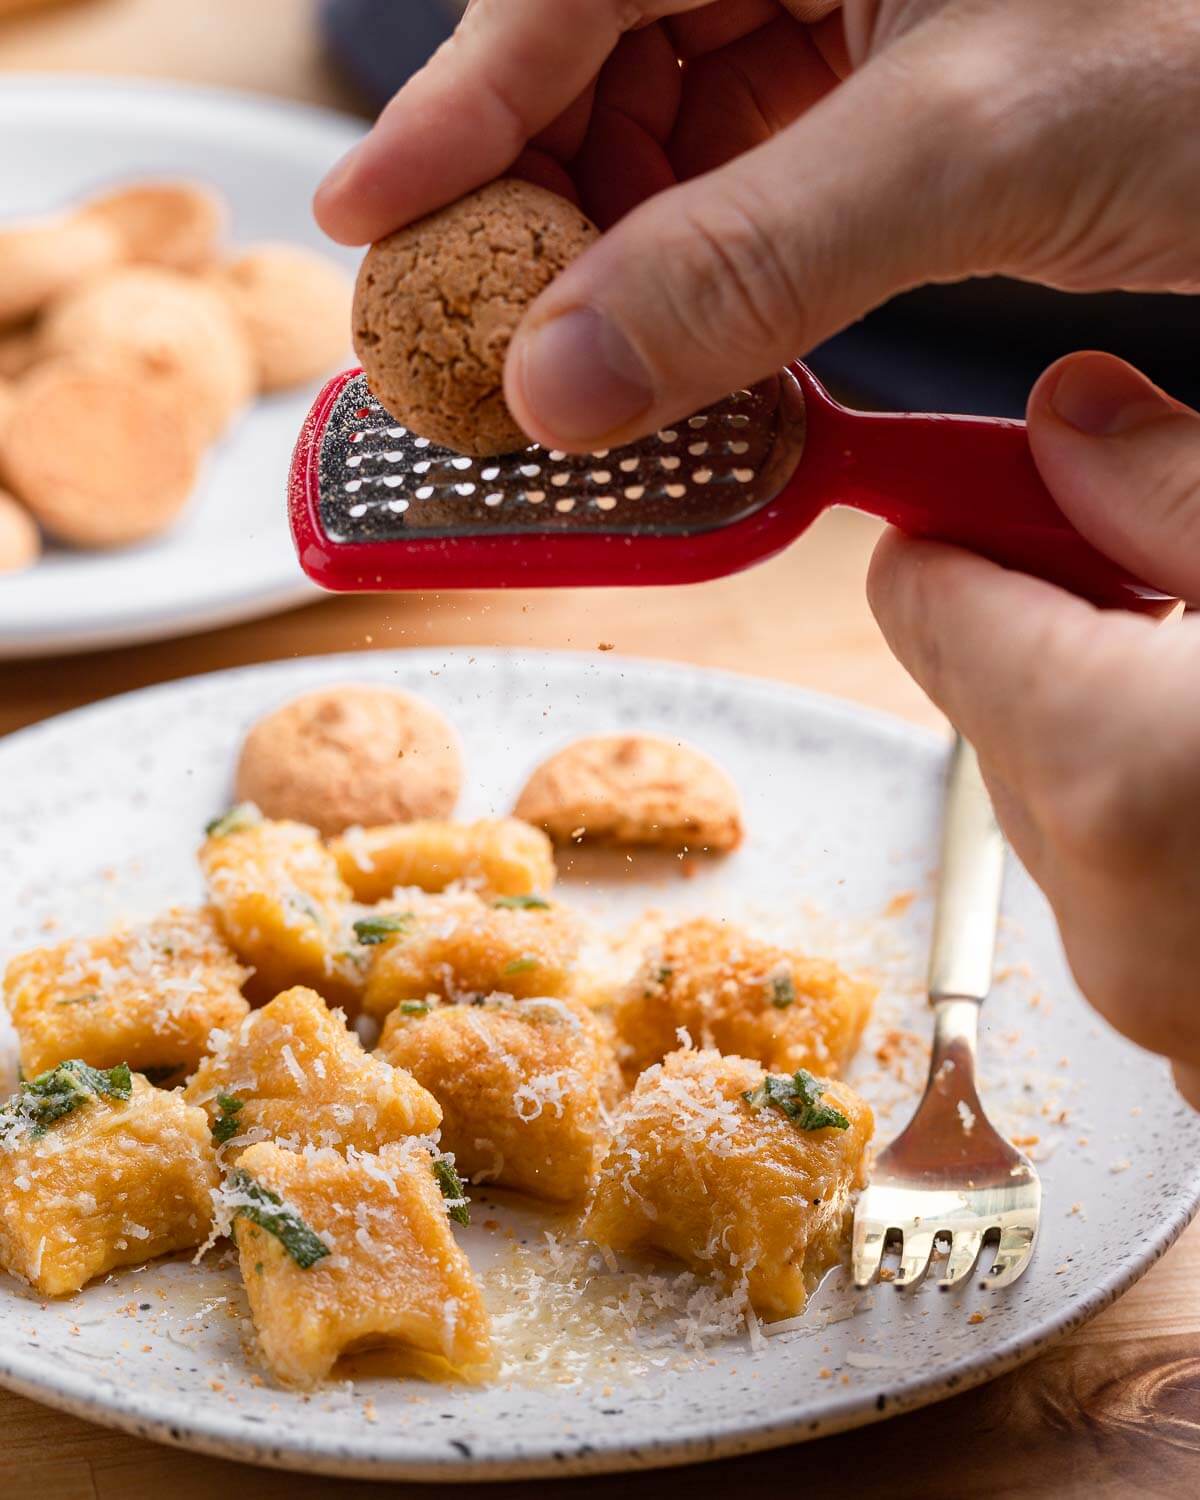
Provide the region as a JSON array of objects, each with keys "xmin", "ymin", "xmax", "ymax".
[{"xmin": 0, "ymin": 180, "xmax": 352, "ymax": 573}]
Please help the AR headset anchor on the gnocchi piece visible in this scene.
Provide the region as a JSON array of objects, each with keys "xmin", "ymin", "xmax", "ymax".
[
  {"xmin": 199, "ymin": 808, "xmax": 361, "ymax": 1008},
  {"xmin": 614, "ymin": 918, "xmax": 875, "ymax": 1081},
  {"xmin": 361, "ymin": 889, "xmax": 581, "ymax": 1022},
  {"xmin": 230, "ymin": 1139, "xmax": 491, "ymax": 1388},
  {"xmin": 184, "ymin": 985, "xmax": 441, "ymax": 1154},
  {"xmin": 330, "ymin": 817, "xmax": 555, "ymax": 904},
  {"xmin": 0, "ymin": 1064, "xmax": 218, "ymax": 1296},
  {"xmin": 3, "ymin": 906, "xmax": 250, "ymax": 1082},
  {"xmin": 583, "ymin": 1048, "xmax": 873, "ymax": 1319},
  {"xmin": 514, "ymin": 734, "xmax": 743, "ymax": 851},
  {"xmin": 377, "ymin": 994, "xmax": 620, "ymax": 1202}
]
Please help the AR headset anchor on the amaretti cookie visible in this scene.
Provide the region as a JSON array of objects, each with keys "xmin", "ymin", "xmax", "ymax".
[
  {"xmin": 234, "ymin": 685, "xmax": 462, "ymax": 837},
  {"xmin": 0, "ymin": 359, "xmax": 204, "ymax": 547},
  {"xmin": 0, "ymin": 214, "xmax": 121, "ymax": 324},
  {"xmin": 212, "ymin": 243, "xmax": 351, "ymax": 390},
  {"xmin": 514, "ymin": 733, "xmax": 744, "ymax": 852},
  {"xmin": 0, "ymin": 487, "xmax": 39, "ymax": 574},
  {"xmin": 352, "ymin": 178, "xmax": 598, "ymax": 456},
  {"xmin": 80, "ymin": 180, "xmax": 226, "ymax": 272},
  {"xmin": 39, "ymin": 266, "xmax": 254, "ymax": 439}
]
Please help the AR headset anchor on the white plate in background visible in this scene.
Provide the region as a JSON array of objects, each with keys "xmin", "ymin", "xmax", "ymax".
[
  {"xmin": 0, "ymin": 650, "xmax": 1197, "ymax": 1479},
  {"xmin": 0, "ymin": 76, "xmax": 365, "ymax": 657}
]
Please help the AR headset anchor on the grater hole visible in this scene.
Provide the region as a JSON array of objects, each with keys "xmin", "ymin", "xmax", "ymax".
[
  {"xmin": 413, "ymin": 436, "xmax": 430, "ymax": 448},
  {"xmin": 665, "ymin": 483, "xmax": 686, "ymax": 498},
  {"xmin": 590, "ymin": 469, "xmax": 612, "ymax": 484},
  {"xmin": 660, "ymin": 456, "xmax": 681, "ymax": 471},
  {"xmin": 388, "ymin": 498, "xmax": 409, "ymax": 513},
  {"xmin": 729, "ymin": 414, "xmax": 750, "ymax": 428},
  {"xmin": 526, "ymin": 490, "xmax": 546, "ymax": 504},
  {"xmin": 485, "ymin": 492, "xmax": 503, "ymax": 506},
  {"xmin": 520, "ymin": 463, "xmax": 541, "ymax": 478},
  {"xmin": 415, "ymin": 485, "xmax": 434, "ymax": 499},
  {"xmin": 733, "ymin": 468, "xmax": 755, "ymax": 482},
  {"xmin": 593, "ymin": 448, "xmax": 610, "ymax": 458},
  {"xmin": 344, "ymin": 479, "xmax": 362, "ymax": 493},
  {"xmin": 348, "ymin": 503, "xmax": 367, "ymax": 517},
  {"xmin": 456, "ymin": 482, "xmax": 476, "ymax": 496},
  {"xmin": 350, "ymin": 431, "xmax": 364, "ymax": 444},
  {"xmin": 687, "ymin": 415, "xmax": 708, "ymax": 429},
  {"xmin": 347, "ymin": 455, "xmax": 363, "ymax": 468},
  {"xmin": 555, "ymin": 498, "xmax": 575, "ymax": 513},
  {"xmin": 595, "ymin": 495, "xmax": 617, "ymax": 510},
  {"xmin": 688, "ymin": 442, "xmax": 708, "ymax": 456},
  {"xmin": 481, "ymin": 466, "xmax": 500, "ymax": 481},
  {"xmin": 551, "ymin": 472, "xmax": 571, "ymax": 487},
  {"xmin": 693, "ymin": 468, "xmax": 713, "ymax": 484},
  {"xmin": 729, "ymin": 440, "xmax": 749, "ymax": 455},
  {"xmin": 451, "ymin": 456, "xmax": 472, "ymax": 471},
  {"xmin": 548, "ymin": 450, "xmax": 567, "ymax": 461},
  {"xmin": 624, "ymin": 485, "xmax": 645, "ymax": 500},
  {"xmin": 657, "ymin": 429, "xmax": 678, "ymax": 443},
  {"xmin": 618, "ymin": 457, "xmax": 639, "ymax": 472}
]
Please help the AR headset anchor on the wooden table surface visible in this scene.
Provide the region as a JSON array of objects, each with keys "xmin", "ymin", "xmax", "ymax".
[{"xmin": 2, "ymin": 3, "xmax": 1197, "ymax": 1495}]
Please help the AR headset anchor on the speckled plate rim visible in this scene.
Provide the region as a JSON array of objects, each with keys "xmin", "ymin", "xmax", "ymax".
[{"xmin": 1, "ymin": 648, "xmax": 1198, "ymax": 1482}]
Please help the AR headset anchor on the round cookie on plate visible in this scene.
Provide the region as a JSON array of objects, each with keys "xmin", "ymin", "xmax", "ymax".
[
  {"xmin": 235, "ymin": 684, "xmax": 463, "ymax": 837},
  {"xmin": 78, "ymin": 180, "xmax": 227, "ymax": 272},
  {"xmin": 514, "ymin": 733, "xmax": 744, "ymax": 852},
  {"xmin": 38, "ymin": 265, "xmax": 255, "ymax": 440},
  {"xmin": 0, "ymin": 359, "xmax": 205, "ymax": 548},
  {"xmin": 0, "ymin": 487, "xmax": 39, "ymax": 575},
  {"xmin": 0, "ymin": 213, "xmax": 122, "ymax": 324},
  {"xmin": 210, "ymin": 243, "xmax": 352, "ymax": 391},
  {"xmin": 352, "ymin": 178, "xmax": 598, "ymax": 456}
]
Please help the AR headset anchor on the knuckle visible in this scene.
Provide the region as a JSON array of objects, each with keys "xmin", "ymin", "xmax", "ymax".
[{"xmin": 660, "ymin": 190, "xmax": 810, "ymax": 364}]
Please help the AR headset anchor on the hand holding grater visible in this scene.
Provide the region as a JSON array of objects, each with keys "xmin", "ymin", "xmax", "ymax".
[{"xmin": 289, "ymin": 361, "xmax": 1167, "ymax": 606}]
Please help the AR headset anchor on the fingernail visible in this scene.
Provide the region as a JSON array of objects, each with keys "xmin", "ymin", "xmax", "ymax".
[
  {"xmin": 514, "ymin": 308, "xmax": 654, "ymax": 444},
  {"xmin": 1049, "ymin": 353, "xmax": 1175, "ymax": 437},
  {"xmin": 316, "ymin": 144, "xmax": 363, "ymax": 205}
]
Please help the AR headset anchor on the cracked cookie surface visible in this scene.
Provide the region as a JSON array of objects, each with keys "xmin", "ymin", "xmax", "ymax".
[{"xmin": 352, "ymin": 179, "xmax": 598, "ymax": 457}]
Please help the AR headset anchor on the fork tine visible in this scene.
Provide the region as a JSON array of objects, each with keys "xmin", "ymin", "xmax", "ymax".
[
  {"xmin": 895, "ymin": 1229, "xmax": 936, "ymax": 1287},
  {"xmin": 940, "ymin": 1228, "xmax": 985, "ymax": 1287},
  {"xmin": 851, "ymin": 1216, "xmax": 887, "ymax": 1287},
  {"xmin": 986, "ymin": 1224, "xmax": 1036, "ymax": 1288}
]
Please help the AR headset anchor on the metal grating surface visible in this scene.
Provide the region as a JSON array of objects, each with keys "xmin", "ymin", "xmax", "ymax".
[{"xmin": 316, "ymin": 371, "xmax": 806, "ymax": 543}]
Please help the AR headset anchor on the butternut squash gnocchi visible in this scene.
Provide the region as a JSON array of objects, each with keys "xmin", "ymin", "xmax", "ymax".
[
  {"xmin": 378, "ymin": 993, "xmax": 619, "ymax": 1202},
  {"xmin": 199, "ymin": 806, "xmax": 363, "ymax": 1008},
  {"xmin": 229, "ymin": 1139, "xmax": 491, "ymax": 1388},
  {"xmin": 331, "ymin": 816, "xmax": 555, "ymax": 904},
  {"xmin": 0, "ymin": 1064, "xmax": 218, "ymax": 1296},
  {"xmin": 0, "ymin": 688, "xmax": 886, "ymax": 1390},
  {"xmin": 583, "ymin": 1047, "xmax": 874, "ymax": 1319},
  {"xmin": 184, "ymin": 985, "xmax": 441, "ymax": 1155},
  {"xmin": 361, "ymin": 889, "xmax": 581, "ymax": 1021},
  {"xmin": 614, "ymin": 918, "xmax": 875, "ymax": 1082},
  {"xmin": 3, "ymin": 905, "xmax": 249, "ymax": 1081}
]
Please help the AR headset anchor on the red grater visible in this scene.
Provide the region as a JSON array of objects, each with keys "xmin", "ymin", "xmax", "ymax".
[{"xmin": 289, "ymin": 361, "xmax": 1166, "ymax": 606}]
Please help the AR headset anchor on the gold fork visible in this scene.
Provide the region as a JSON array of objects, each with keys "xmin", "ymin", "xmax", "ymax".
[{"xmin": 852, "ymin": 734, "xmax": 1041, "ymax": 1289}]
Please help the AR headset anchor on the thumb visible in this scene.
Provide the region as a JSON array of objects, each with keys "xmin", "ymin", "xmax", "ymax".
[
  {"xmin": 503, "ymin": 46, "xmax": 993, "ymax": 451},
  {"xmin": 1028, "ymin": 352, "xmax": 1200, "ymax": 602}
]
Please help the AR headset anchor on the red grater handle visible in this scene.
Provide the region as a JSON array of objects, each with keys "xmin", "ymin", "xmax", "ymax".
[{"xmin": 787, "ymin": 363, "xmax": 1169, "ymax": 609}]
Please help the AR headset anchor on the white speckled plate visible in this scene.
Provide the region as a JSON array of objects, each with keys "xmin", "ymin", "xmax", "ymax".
[
  {"xmin": 0, "ymin": 77, "xmax": 364, "ymax": 658},
  {"xmin": 0, "ymin": 649, "xmax": 1197, "ymax": 1481}
]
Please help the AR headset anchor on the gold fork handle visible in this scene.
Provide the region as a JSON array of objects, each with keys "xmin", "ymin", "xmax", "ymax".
[{"xmin": 928, "ymin": 734, "xmax": 1006, "ymax": 1003}]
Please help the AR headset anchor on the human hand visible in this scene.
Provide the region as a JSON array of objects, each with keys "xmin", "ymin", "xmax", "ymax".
[
  {"xmin": 868, "ymin": 350, "xmax": 1200, "ymax": 1108},
  {"xmin": 316, "ymin": 0, "xmax": 1200, "ymax": 451}
]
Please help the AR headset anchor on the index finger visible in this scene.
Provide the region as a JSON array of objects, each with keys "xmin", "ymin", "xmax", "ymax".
[{"xmin": 314, "ymin": 0, "xmax": 714, "ymax": 245}]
